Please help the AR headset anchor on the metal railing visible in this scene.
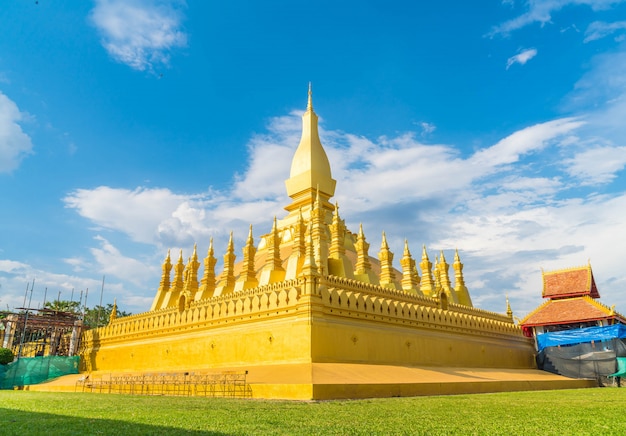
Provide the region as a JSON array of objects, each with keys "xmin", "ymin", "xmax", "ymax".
[{"xmin": 75, "ymin": 370, "xmax": 251, "ymax": 397}]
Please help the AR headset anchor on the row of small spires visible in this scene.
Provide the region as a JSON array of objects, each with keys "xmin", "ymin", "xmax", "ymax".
[
  {"xmin": 159, "ymin": 239, "xmax": 470, "ymax": 298},
  {"xmin": 152, "ymin": 200, "xmax": 475, "ymax": 310}
]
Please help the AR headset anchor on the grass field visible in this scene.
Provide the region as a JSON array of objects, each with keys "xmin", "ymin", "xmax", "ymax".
[{"xmin": 1, "ymin": 388, "xmax": 625, "ymax": 435}]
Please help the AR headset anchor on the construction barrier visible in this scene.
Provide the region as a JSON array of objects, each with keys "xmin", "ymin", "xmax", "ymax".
[{"xmin": 1, "ymin": 356, "xmax": 79, "ymax": 389}]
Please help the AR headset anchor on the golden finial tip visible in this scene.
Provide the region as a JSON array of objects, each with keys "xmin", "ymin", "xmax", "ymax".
[{"xmin": 307, "ymin": 83, "xmax": 313, "ymax": 111}]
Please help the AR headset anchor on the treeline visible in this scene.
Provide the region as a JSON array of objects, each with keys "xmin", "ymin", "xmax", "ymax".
[{"xmin": 43, "ymin": 300, "xmax": 131, "ymax": 329}]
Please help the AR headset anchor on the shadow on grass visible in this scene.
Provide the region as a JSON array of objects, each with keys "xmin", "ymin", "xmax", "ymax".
[{"xmin": 0, "ymin": 408, "xmax": 225, "ymax": 435}]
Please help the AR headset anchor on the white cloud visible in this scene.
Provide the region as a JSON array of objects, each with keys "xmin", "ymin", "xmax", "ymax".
[
  {"xmin": 0, "ymin": 260, "xmax": 104, "ymax": 310},
  {"xmin": 0, "ymin": 91, "xmax": 34, "ymax": 173},
  {"xmin": 63, "ymin": 186, "xmax": 190, "ymax": 244},
  {"xmin": 60, "ymin": 111, "xmax": 603, "ymax": 314},
  {"xmin": 63, "ymin": 257, "xmax": 87, "ymax": 273},
  {"xmin": 469, "ymin": 117, "xmax": 584, "ymax": 168},
  {"xmin": 57, "ymin": 38, "xmax": 626, "ymax": 317},
  {"xmin": 90, "ymin": 0, "xmax": 187, "ymax": 71},
  {"xmin": 562, "ymin": 144, "xmax": 626, "ymax": 184},
  {"xmin": 1, "ymin": 241, "xmax": 157, "ymax": 313},
  {"xmin": 0, "ymin": 260, "xmax": 29, "ymax": 273},
  {"xmin": 585, "ymin": 20, "xmax": 626, "ymax": 42},
  {"xmin": 439, "ymin": 192, "xmax": 626, "ymax": 314},
  {"xmin": 90, "ymin": 236, "xmax": 155, "ymax": 286},
  {"xmin": 506, "ymin": 48, "xmax": 538, "ymax": 69},
  {"xmin": 489, "ymin": 0, "xmax": 626, "ymax": 37},
  {"xmin": 418, "ymin": 121, "xmax": 436, "ymax": 136},
  {"xmin": 232, "ymin": 111, "xmax": 300, "ymax": 201}
]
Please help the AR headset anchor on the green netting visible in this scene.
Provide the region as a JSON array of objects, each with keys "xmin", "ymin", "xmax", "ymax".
[
  {"xmin": 0, "ymin": 364, "xmax": 7, "ymax": 385},
  {"xmin": 0, "ymin": 356, "xmax": 79, "ymax": 389}
]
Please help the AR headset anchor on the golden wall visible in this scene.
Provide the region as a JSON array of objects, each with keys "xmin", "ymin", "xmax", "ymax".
[{"xmin": 80, "ymin": 276, "xmax": 535, "ymax": 374}]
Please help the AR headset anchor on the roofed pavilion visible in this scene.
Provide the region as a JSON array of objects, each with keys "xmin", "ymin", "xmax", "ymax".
[{"xmin": 521, "ymin": 263, "xmax": 626, "ymax": 336}]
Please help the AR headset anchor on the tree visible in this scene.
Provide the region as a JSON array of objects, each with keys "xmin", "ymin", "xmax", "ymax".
[
  {"xmin": 44, "ymin": 299, "xmax": 81, "ymax": 314},
  {"xmin": 41, "ymin": 299, "xmax": 132, "ymax": 329},
  {"xmin": 0, "ymin": 347, "xmax": 13, "ymax": 365},
  {"xmin": 83, "ymin": 303, "xmax": 132, "ymax": 329}
]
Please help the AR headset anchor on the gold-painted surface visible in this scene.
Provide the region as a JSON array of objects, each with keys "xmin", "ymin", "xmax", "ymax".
[{"xmin": 79, "ymin": 87, "xmax": 550, "ymax": 400}]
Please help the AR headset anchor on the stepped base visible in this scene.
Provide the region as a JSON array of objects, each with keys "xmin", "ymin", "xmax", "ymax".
[{"xmin": 25, "ymin": 363, "xmax": 595, "ymax": 399}]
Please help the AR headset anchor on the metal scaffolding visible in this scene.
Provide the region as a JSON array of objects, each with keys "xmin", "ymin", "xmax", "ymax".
[{"xmin": 0, "ymin": 308, "xmax": 83, "ymax": 358}]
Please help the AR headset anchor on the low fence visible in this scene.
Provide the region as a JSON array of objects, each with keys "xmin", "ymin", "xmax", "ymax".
[{"xmin": 75, "ymin": 371, "xmax": 251, "ymax": 397}]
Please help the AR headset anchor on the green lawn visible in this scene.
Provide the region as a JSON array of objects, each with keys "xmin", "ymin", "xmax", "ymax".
[{"xmin": 1, "ymin": 388, "xmax": 625, "ymax": 435}]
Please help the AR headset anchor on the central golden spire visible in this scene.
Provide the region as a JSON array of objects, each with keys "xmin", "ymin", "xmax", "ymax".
[{"xmin": 284, "ymin": 85, "xmax": 336, "ymax": 216}]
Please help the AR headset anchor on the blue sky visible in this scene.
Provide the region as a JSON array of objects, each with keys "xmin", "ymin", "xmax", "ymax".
[{"xmin": 1, "ymin": 0, "xmax": 626, "ymax": 319}]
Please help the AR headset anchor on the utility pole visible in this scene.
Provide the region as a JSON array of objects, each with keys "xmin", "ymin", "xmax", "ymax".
[{"xmin": 95, "ymin": 276, "xmax": 105, "ymax": 327}]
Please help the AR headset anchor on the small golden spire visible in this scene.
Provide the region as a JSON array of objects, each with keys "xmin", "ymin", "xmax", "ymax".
[
  {"xmin": 185, "ymin": 243, "xmax": 200, "ymax": 298},
  {"xmin": 198, "ymin": 237, "xmax": 217, "ymax": 300},
  {"xmin": 237, "ymin": 225, "xmax": 258, "ymax": 290},
  {"xmin": 174, "ymin": 249, "xmax": 184, "ymax": 287},
  {"xmin": 221, "ymin": 231, "xmax": 236, "ymax": 294},
  {"xmin": 329, "ymin": 202, "xmax": 346, "ymax": 259},
  {"xmin": 293, "ymin": 207, "xmax": 306, "ymax": 255},
  {"xmin": 506, "ymin": 295, "xmax": 513, "ymax": 319},
  {"xmin": 301, "ymin": 221, "xmax": 319, "ymax": 276},
  {"xmin": 400, "ymin": 240, "xmax": 420, "ymax": 293},
  {"xmin": 109, "ymin": 298, "xmax": 117, "ymax": 323},
  {"xmin": 420, "ymin": 245, "xmax": 435, "ymax": 297},
  {"xmin": 354, "ymin": 223, "xmax": 372, "ymax": 277},
  {"xmin": 227, "ymin": 231, "xmax": 234, "ymax": 250},
  {"xmin": 151, "ymin": 248, "xmax": 174, "ymax": 310},
  {"xmin": 378, "ymin": 231, "xmax": 396, "ymax": 288},
  {"xmin": 453, "ymin": 249, "xmax": 472, "ymax": 307},
  {"xmin": 268, "ymin": 217, "xmax": 283, "ymax": 271}
]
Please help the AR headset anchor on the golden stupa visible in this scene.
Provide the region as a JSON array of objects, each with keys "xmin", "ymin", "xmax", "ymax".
[{"xmin": 78, "ymin": 87, "xmax": 591, "ymax": 399}]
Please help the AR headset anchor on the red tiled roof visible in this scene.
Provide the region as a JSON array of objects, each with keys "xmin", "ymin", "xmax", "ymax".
[
  {"xmin": 542, "ymin": 265, "xmax": 600, "ymax": 299},
  {"xmin": 521, "ymin": 296, "xmax": 617, "ymax": 327}
]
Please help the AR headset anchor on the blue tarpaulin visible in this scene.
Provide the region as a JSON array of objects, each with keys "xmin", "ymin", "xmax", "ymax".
[{"xmin": 537, "ymin": 324, "xmax": 626, "ymax": 352}]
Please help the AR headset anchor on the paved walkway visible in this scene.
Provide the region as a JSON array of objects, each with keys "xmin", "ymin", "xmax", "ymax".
[{"xmin": 26, "ymin": 363, "xmax": 595, "ymax": 399}]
